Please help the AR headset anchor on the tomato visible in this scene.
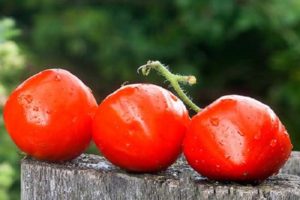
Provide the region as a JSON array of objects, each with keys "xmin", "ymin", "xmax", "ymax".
[
  {"xmin": 183, "ymin": 95, "xmax": 292, "ymax": 182},
  {"xmin": 3, "ymin": 69, "xmax": 97, "ymax": 161},
  {"xmin": 92, "ymin": 84, "xmax": 190, "ymax": 172}
]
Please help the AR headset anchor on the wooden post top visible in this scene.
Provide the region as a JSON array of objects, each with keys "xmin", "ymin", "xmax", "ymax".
[{"xmin": 21, "ymin": 151, "xmax": 300, "ymax": 200}]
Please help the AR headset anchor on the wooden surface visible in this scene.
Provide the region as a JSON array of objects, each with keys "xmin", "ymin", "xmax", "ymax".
[{"xmin": 21, "ymin": 151, "xmax": 300, "ymax": 200}]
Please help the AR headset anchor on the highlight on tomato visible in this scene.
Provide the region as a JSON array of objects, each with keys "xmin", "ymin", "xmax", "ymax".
[{"xmin": 3, "ymin": 69, "xmax": 97, "ymax": 161}]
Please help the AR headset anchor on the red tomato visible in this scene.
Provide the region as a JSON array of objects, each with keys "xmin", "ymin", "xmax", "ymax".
[
  {"xmin": 3, "ymin": 69, "xmax": 97, "ymax": 161},
  {"xmin": 183, "ymin": 95, "xmax": 292, "ymax": 182},
  {"xmin": 92, "ymin": 84, "xmax": 190, "ymax": 172}
]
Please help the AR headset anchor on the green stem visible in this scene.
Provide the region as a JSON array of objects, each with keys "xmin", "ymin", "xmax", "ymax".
[{"xmin": 138, "ymin": 60, "xmax": 201, "ymax": 113}]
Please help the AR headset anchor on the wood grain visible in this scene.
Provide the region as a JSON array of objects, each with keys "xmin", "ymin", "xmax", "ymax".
[{"xmin": 21, "ymin": 151, "xmax": 300, "ymax": 200}]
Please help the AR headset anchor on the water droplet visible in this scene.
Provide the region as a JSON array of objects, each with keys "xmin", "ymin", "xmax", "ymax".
[
  {"xmin": 195, "ymin": 160, "xmax": 199, "ymax": 164},
  {"xmin": 170, "ymin": 94, "xmax": 178, "ymax": 102},
  {"xmin": 69, "ymin": 88, "xmax": 75, "ymax": 95},
  {"xmin": 128, "ymin": 131, "xmax": 134, "ymax": 136},
  {"xmin": 190, "ymin": 148, "xmax": 196, "ymax": 153},
  {"xmin": 72, "ymin": 117, "xmax": 77, "ymax": 123},
  {"xmin": 254, "ymin": 133, "xmax": 261, "ymax": 140},
  {"xmin": 46, "ymin": 110, "xmax": 52, "ymax": 114},
  {"xmin": 243, "ymin": 172, "xmax": 248, "ymax": 177},
  {"xmin": 125, "ymin": 143, "xmax": 131, "ymax": 148},
  {"xmin": 215, "ymin": 164, "xmax": 221, "ymax": 171},
  {"xmin": 33, "ymin": 106, "xmax": 39, "ymax": 111},
  {"xmin": 270, "ymin": 139, "xmax": 277, "ymax": 147},
  {"xmin": 218, "ymin": 139, "xmax": 225, "ymax": 146},
  {"xmin": 24, "ymin": 95, "xmax": 33, "ymax": 103},
  {"xmin": 237, "ymin": 131, "xmax": 244, "ymax": 136},
  {"xmin": 210, "ymin": 117, "xmax": 219, "ymax": 126},
  {"xmin": 54, "ymin": 75, "xmax": 61, "ymax": 81}
]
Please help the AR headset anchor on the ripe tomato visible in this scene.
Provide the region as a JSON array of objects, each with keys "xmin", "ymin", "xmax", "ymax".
[
  {"xmin": 92, "ymin": 84, "xmax": 190, "ymax": 172},
  {"xmin": 3, "ymin": 69, "xmax": 97, "ymax": 161},
  {"xmin": 183, "ymin": 95, "xmax": 292, "ymax": 182}
]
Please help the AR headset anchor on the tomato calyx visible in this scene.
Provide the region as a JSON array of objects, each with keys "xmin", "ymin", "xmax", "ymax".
[{"xmin": 138, "ymin": 60, "xmax": 201, "ymax": 113}]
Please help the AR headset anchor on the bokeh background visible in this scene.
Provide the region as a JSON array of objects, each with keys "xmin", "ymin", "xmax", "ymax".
[{"xmin": 1, "ymin": 0, "xmax": 300, "ymax": 198}]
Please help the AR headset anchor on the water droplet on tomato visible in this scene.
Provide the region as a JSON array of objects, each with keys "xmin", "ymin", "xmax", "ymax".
[
  {"xmin": 270, "ymin": 139, "xmax": 277, "ymax": 147},
  {"xmin": 254, "ymin": 133, "xmax": 261, "ymax": 140},
  {"xmin": 170, "ymin": 94, "xmax": 178, "ymax": 102},
  {"xmin": 243, "ymin": 172, "xmax": 248, "ymax": 177},
  {"xmin": 215, "ymin": 164, "xmax": 220, "ymax": 171},
  {"xmin": 33, "ymin": 106, "xmax": 39, "ymax": 111},
  {"xmin": 68, "ymin": 87, "xmax": 75, "ymax": 95},
  {"xmin": 218, "ymin": 139, "xmax": 224, "ymax": 146},
  {"xmin": 125, "ymin": 143, "xmax": 131, "ymax": 148},
  {"xmin": 237, "ymin": 131, "xmax": 244, "ymax": 136},
  {"xmin": 128, "ymin": 130, "xmax": 134, "ymax": 136},
  {"xmin": 24, "ymin": 95, "xmax": 33, "ymax": 103},
  {"xmin": 72, "ymin": 117, "xmax": 77, "ymax": 123},
  {"xmin": 210, "ymin": 117, "xmax": 219, "ymax": 126},
  {"xmin": 54, "ymin": 75, "xmax": 61, "ymax": 81}
]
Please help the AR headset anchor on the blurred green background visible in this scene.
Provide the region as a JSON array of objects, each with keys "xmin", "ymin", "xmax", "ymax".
[{"xmin": 1, "ymin": 0, "xmax": 300, "ymax": 198}]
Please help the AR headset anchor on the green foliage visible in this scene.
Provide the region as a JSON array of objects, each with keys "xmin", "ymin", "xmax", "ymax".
[
  {"xmin": 0, "ymin": 17, "xmax": 25, "ymax": 200},
  {"xmin": 0, "ymin": 18, "xmax": 24, "ymax": 94},
  {"xmin": 0, "ymin": 18, "xmax": 20, "ymax": 43},
  {"xmin": 0, "ymin": 163, "xmax": 15, "ymax": 200}
]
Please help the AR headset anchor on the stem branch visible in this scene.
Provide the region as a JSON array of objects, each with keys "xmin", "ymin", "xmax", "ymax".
[{"xmin": 138, "ymin": 60, "xmax": 201, "ymax": 113}]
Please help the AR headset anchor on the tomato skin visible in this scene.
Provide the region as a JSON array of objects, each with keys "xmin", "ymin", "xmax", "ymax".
[
  {"xmin": 3, "ymin": 69, "xmax": 97, "ymax": 161},
  {"xmin": 183, "ymin": 95, "xmax": 292, "ymax": 182},
  {"xmin": 92, "ymin": 84, "xmax": 190, "ymax": 172}
]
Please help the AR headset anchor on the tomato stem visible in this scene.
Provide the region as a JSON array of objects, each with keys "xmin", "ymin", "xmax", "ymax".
[{"xmin": 138, "ymin": 60, "xmax": 201, "ymax": 113}]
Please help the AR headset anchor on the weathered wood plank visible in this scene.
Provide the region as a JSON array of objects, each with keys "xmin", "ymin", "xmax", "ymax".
[{"xmin": 21, "ymin": 151, "xmax": 300, "ymax": 200}]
